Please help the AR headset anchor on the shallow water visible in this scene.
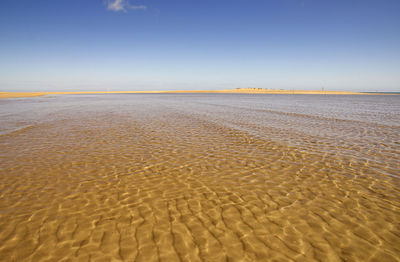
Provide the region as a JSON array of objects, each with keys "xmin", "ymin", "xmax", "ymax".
[{"xmin": 0, "ymin": 94, "xmax": 399, "ymax": 261}]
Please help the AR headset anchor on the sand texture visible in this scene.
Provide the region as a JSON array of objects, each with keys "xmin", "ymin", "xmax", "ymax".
[{"xmin": 0, "ymin": 94, "xmax": 399, "ymax": 261}]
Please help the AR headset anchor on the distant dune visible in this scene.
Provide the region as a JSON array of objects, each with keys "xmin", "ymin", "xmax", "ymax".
[
  {"xmin": 0, "ymin": 89, "xmax": 385, "ymax": 99},
  {"xmin": 218, "ymin": 88, "xmax": 365, "ymax": 95}
]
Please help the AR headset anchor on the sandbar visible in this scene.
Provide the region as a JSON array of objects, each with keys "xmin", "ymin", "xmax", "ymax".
[{"xmin": 0, "ymin": 88, "xmax": 386, "ymax": 99}]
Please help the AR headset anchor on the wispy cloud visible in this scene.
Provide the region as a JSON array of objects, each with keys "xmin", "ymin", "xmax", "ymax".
[
  {"xmin": 106, "ymin": 0, "xmax": 147, "ymax": 12},
  {"xmin": 130, "ymin": 5, "xmax": 147, "ymax": 10}
]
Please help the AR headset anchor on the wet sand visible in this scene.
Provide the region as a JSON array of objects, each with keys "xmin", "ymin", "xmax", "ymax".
[
  {"xmin": 0, "ymin": 89, "xmax": 368, "ymax": 99},
  {"xmin": 0, "ymin": 94, "xmax": 399, "ymax": 261}
]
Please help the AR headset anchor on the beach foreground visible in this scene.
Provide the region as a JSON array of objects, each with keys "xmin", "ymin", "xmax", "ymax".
[{"xmin": 0, "ymin": 94, "xmax": 399, "ymax": 261}]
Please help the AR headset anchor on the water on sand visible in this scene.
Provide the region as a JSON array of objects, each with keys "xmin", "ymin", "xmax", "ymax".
[{"xmin": 0, "ymin": 94, "xmax": 399, "ymax": 261}]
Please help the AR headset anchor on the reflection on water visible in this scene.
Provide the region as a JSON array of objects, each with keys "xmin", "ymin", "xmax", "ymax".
[{"xmin": 0, "ymin": 94, "xmax": 399, "ymax": 261}]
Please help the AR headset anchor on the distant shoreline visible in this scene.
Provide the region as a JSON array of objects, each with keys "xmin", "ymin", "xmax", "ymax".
[{"xmin": 0, "ymin": 89, "xmax": 398, "ymax": 99}]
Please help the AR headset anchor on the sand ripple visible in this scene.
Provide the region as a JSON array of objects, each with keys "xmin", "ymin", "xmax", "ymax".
[{"xmin": 0, "ymin": 94, "xmax": 399, "ymax": 261}]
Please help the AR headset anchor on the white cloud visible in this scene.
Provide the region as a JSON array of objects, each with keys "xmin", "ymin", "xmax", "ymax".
[
  {"xmin": 107, "ymin": 0, "xmax": 125, "ymax": 11},
  {"xmin": 106, "ymin": 0, "xmax": 147, "ymax": 12}
]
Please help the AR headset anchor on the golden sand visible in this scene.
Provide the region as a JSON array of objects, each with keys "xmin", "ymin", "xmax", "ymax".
[
  {"xmin": 0, "ymin": 95, "xmax": 399, "ymax": 261},
  {"xmin": 0, "ymin": 88, "xmax": 370, "ymax": 99}
]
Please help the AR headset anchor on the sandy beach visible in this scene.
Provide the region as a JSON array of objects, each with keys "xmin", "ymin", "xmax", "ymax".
[
  {"xmin": 0, "ymin": 89, "xmax": 371, "ymax": 99},
  {"xmin": 2, "ymin": 0, "xmax": 399, "ymax": 260}
]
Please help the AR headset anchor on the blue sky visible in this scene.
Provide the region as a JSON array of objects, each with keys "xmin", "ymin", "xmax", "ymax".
[{"xmin": 0, "ymin": 0, "xmax": 399, "ymax": 91}]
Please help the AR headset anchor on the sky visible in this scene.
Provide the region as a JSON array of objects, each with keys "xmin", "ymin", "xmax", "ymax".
[{"xmin": 0, "ymin": 0, "xmax": 399, "ymax": 92}]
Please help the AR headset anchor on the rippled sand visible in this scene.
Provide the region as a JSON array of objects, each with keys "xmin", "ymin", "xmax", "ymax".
[{"xmin": 0, "ymin": 94, "xmax": 399, "ymax": 261}]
